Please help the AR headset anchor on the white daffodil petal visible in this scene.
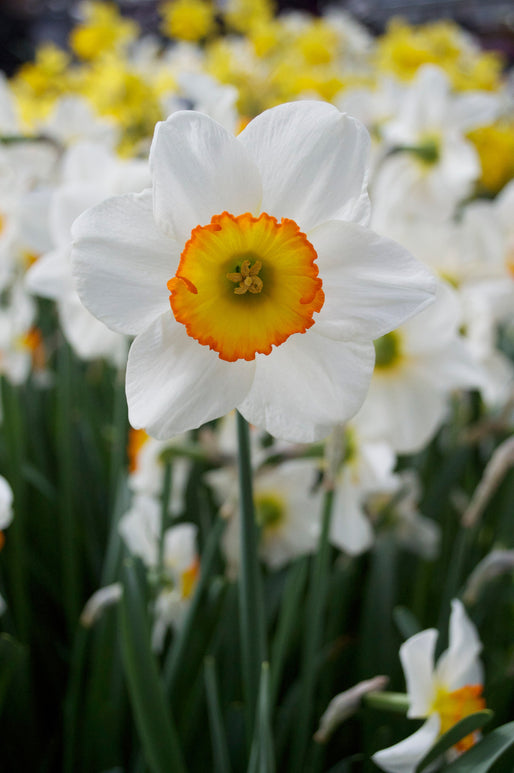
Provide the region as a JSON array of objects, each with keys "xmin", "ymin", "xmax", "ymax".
[
  {"xmin": 330, "ymin": 487, "xmax": 374, "ymax": 555},
  {"xmin": 449, "ymin": 92, "xmax": 499, "ymax": 133},
  {"xmin": 238, "ymin": 100, "xmax": 371, "ymax": 231},
  {"xmin": 311, "ymin": 220, "xmax": 436, "ymax": 341},
  {"xmin": 372, "ymin": 714, "xmax": 441, "ymax": 773},
  {"xmin": 436, "ymin": 600, "xmax": 483, "ymax": 690},
  {"xmin": 149, "ymin": 111, "xmax": 262, "ymax": 243},
  {"xmin": 420, "ymin": 343, "xmax": 484, "ymax": 392},
  {"xmin": 239, "ymin": 332, "xmax": 375, "ymax": 443},
  {"xmin": 26, "ymin": 248, "xmax": 73, "ymax": 300},
  {"xmin": 355, "ymin": 375, "xmax": 448, "ymax": 455},
  {"xmin": 72, "ymin": 190, "xmax": 177, "ymax": 336},
  {"xmin": 0, "ymin": 475, "xmax": 13, "ymax": 530},
  {"xmin": 400, "ymin": 629, "xmax": 438, "ymax": 718},
  {"xmin": 126, "ymin": 313, "xmax": 255, "ymax": 439},
  {"xmin": 59, "ymin": 295, "xmax": 126, "ymax": 364},
  {"xmin": 50, "ymin": 182, "xmax": 109, "ymax": 247}
]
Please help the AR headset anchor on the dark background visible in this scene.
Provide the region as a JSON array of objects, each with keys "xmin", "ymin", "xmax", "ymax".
[{"xmin": 1, "ymin": 0, "xmax": 514, "ymax": 76}]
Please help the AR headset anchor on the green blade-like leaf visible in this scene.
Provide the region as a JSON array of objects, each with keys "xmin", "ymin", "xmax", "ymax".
[
  {"xmin": 443, "ymin": 721, "xmax": 514, "ymax": 772},
  {"xmin": 415, "ymin": 710, "xmax": 494, "ymax": 772},
  {"xmin": 120, "ymin": 560, "xmax": 186, "ymax": 773},
  {"xmin": 248, "ymin": 662, "xmax": 275, "ymax": 773},
  {"xmin": 205, "ymin": 656, "xmax": 233, "ymax": 773},
  {"xmin": 393, "ymin": 606, "xmax": 422, "ymax": 641},
  {"xmin": 0, "ymin": 634, "xmax": 27, "ymax": 712}
]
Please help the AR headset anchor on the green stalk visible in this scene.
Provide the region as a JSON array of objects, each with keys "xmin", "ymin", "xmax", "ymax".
[
  {"xmin": 289, "ymin": 487, "xmax": 335, "ymax": 772},
  {"xmin": 205, "ymin": 656, "xmax": 233, "ymax": 773},
  {"xmin": 269, "ymin": 557, "xmax": 309, "ymax": 710},
  {"xmin": 109, "ymin": 365, "xmax": 128, "ymax": 512},
  {"xmin": 56, "ymin": 341, "xmax": 80, "ymax": 630},
  {"xmin": 363, "ymin": 691, "xmax": 410, "ymax": 713},
  {"xmin": 120, "ymin": 560, "xmax": 186, "ymax": 773},
  {"xmin": 157, "ymin": 460, "xmax": 173, "ymax": 581},
  {"xmin": 63, "ymin": 625, "xmax": 88, "ymax": 773},
  {"xmin": 236, "ymin": 412, "xmax": 267, "ymax": 734},
  {"xmin": 248, "ymin": 662, "xmax": 275, "ymax": 773},
  {"xmin": 1, "ymin": 380, "xmax": 29, "ymax": 641}
]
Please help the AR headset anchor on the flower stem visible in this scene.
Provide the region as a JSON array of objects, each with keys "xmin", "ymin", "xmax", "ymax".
[
  {"xmin": 363, "ymin": 691, "xmax": 410, "ymax": 713},
  {"xmin": 236, "ymin": 411, "xmax": 267, "ymax": 735},
  {"xmin": 290, "ymin": 486, "xmax": 335, "ymax": 772}
]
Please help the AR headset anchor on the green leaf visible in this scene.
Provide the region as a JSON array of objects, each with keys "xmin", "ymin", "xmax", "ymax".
[
  {"xmin": 248, "ymin": 662, "xmax": 275, "ymax": 773},
  {"xmin": 269, "ymin": 557, "xmax": 308, "ymax": 709},
  {"xmin": 415, "ymin": 710, "xmax": 494, "ymax": 772},
  {"xmin": 0, "ymin": 634, "xmax": 27, "ymax": 712},
  {"xmin": 205, "ymin": 656, "xmax": 233, "ymax": 773},
  {"xmin": 443, "ymin": 721, "xmax": 514, "ymax": 772},
  {"xmin": 120, "ymin": 560, "xmax": 186, "ymax": 773},
  {"xmin": 393, "ymin": 606, "xmax": 422, "ymax": 640},
  {"xmin": 236, "ymin": 412, "xmax": 267, "ymax": 735}
]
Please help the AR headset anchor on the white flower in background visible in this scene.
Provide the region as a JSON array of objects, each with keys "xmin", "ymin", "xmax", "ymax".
[
  {"xmin": 328, "ymin": 425, "xmax": 398, "ymax": 556},
  {"xmin": 366, "ymin": 207, "xmax": 514, "ymax": 410},
  {"xmin": 458, "ymin": 286, "xmax": 514, "ymax": 408},
  {"xmin": 119, "ymin": 494, "xmax": 199, "ymax": 649},
  {"xmin": 73, "ymin": 100, "xmax": 435, "ymax": 442},
  {"xmin": 0, "ymin": 474, "xmax": 14, "ymax": 614},
  {"xmin": 162, "ymin": 71, "xmax": 240, "ymax": 134},
  {"xmin": 336, "ymin": 77, "xmax": 404, "ymax": 175},
  {"xmin": 367, "ymin": 471, "xmax": 440, "ymax": 560},
  {"xmin": 203, "ymin": 410, "xmax": 284, "ymax": 470},
  {"xmin": 151, "ymin": 521, "xmax": 199, "ymax": 650},
  {"xmin": 0, "ymin": 475, "xmax": 14, "ymax": 532},
  {"xmin": 371, "ymin": 65, "xmax": 498, "ymax": 224},
  {"xmin": 0, "ymin": 282, "xmax": 40, "ymax": 385},
  {"xmin": 210, "ymin": 457, "xmax": 323, "ymax": 572},
  {"xmin": 37, "ymin": 95, "xmax": 119, "ymax": 148},
  {"xmin": 373, "ymin": 599, "xmax": 485, "ymax": 773},
  {"xmin": 127, "ymin": 427, "xmax": 191, "ymax": 515},
  {"xmin": 354, "ymin": 282, "xmax": 483, "ymax": 454},
  {"xmin": 0, "ymin": 133, "xmax": 57, "ymax": 291},
  {"xmin": 26, "ymin": 140, "xmax": 149, "ymax": 364}
]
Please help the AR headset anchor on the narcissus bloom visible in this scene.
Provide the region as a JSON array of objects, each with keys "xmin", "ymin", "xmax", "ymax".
[
  {"xmin": 73, "ymin": 101, "xmax": 435, "ymax": 442},
  {"xmin": 373, "ymin": 599, "xmax": 485, "ymax": 773}
]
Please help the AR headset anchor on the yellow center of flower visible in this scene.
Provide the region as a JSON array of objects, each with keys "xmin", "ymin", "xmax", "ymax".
[
  {"xmin": 168, "ymin": 211, "xmax": 324, "ymax": 362},
  {"xmin": 127, "ymin": 427, "xmax": 150, "ymax": 473},
  {"xmin": 374, "ymin": 331, "xmax": 403, "ymax": 370},
  {"xmin": 255, "ymin": 492, "xmax": 286, "ymax": 531},
  {"xmin": 431, "ymin": 684, "xmax": 486, "ymax": 752},
  {"xmin": 180, "ymin": 558, "xmax": 200, "ymax": 600}
]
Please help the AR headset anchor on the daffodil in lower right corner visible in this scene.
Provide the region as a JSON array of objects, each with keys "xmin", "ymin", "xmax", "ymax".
[{"xmin": 372, "ymin": 599, "xmax": 486, "ymax": 773}]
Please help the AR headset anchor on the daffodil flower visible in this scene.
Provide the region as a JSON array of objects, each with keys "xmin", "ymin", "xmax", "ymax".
[
  {"xmin": 373, "ymin": 599, "xmax": 485, "ymax": 773},
  {"xmin": 72, "ymin": 100, "xmax": 435, "ymax": 442}
]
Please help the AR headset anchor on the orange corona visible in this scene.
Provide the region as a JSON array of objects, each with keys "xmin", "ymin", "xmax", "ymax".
[
  {"xmin": 432, "ymin": 683, "xmax": 486, "ymax": 752},
  {"xmin": 168, "ymin": 211, "xmax": 324, "ymax": 362}
]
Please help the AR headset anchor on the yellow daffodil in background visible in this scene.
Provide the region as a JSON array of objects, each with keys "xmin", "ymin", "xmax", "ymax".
[
  {"xmin": 160, "ymin": 0, "xmax": 217, "ymax": 42},
  {"xmin": 70, "ymin": 1, "xmax": 138, "ymax": 61}
]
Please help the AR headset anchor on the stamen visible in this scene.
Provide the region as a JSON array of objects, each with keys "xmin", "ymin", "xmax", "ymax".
[{"xmin": 227, "ymin": 258, "xmax": 264, "ymax": 295}]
